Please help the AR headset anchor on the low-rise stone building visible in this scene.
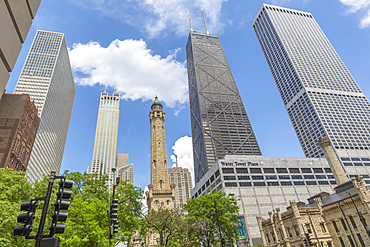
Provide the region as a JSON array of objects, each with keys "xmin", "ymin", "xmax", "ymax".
[{"xmin": 257, "ymin": 138, "xmax": 370, "ymax": 247}]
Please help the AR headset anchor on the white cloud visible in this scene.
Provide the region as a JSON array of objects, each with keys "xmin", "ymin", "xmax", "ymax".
[
  {"xmin": 170, "ymin": 136, "xmax": 194, "ymax": 187},
  {"xmin": 339, "ymin": 0, "xmax": 370, "ymax": 28},
  {"xmin": 68, "ymin": 0, "xmax": 227, "ymax": 37},
  {"xmin": 69, "ymin": 39, "xmax": 188, "ymax": 108}
]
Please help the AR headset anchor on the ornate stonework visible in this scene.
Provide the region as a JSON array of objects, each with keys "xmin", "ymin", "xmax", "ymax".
[{"xmin": 145, "ymin": 97, "xmax": 176, "ymax": 246}]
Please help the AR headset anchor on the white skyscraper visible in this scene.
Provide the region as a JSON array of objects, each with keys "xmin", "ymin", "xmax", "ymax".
[
  {"xmin": 87, "ymin": 92, "xmax": 120, "ymax": 188},
  {"xmin": 14, "ymin": 30, "xmax": 75, "ymax": 182},
  {"xmin": 253, "ymin": 4, "xmax": 370, "ymax": 177}
]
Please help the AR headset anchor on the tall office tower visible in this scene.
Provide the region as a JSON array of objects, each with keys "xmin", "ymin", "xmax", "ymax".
[
  {"xmin": 0, "ymin": 0, "xmax": 41, "ymax": 99},
  {"xmin": 168, "ymin": 167, "xmax": 192, "ymax": 208},
  {"xmin": 87, "ymin": 92, "xmax": 120, "ymax": 188},
  {"xmin": 186, "ymin": 29, "xmax": 262, "ymax": 184},
  {"xmin": 116, "ymin": 153, "xmax": 134, "ymax": 185},
  {"xmin": 14, "ymin": 30, "xmax": 75, "ymax": 182},
  {"xmin": 253, "ymin": 4, "xmax": 370, "ymax": 170}
]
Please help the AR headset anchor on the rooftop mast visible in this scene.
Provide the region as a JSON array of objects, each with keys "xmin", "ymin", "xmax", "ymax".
[
  {"xmin": 188, "ymin": 11, "xmax": 193, "ymax": 32},
  {"xmin": 201, "ymin": 8, "xmax": 209, "ymax": 34}
]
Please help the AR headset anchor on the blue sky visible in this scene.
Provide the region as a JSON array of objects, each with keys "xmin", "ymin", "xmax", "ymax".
[{"xmin": 5, "ymin": 0, "xmax": 370, "ymax": 190}]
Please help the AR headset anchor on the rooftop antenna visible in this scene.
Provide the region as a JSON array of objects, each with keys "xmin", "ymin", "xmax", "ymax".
[
  {"xmin": 201, "ymin": 8, "xmax": 209, "ymax": 34},
  {"xmin": 188, "ymin": 11, "xmax": 193, "ymax": 32},
  {"xmin": 175, "ymin": 155, "xmax": 178, "ymax": 167}
]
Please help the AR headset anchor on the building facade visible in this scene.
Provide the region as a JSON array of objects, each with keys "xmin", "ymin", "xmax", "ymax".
[
  {"xmin": 253, "ymin": 4, "xmax": 370, "ymax": 169},
  {"xmin": 14, "ymin": 30, "xmax": 75, "ymax": 182},
  {"xmin": 168, "ymin": 167, "xmax": 192, "ymax": 208},
  {"xmin": 118, "ymin": 162, "xmax": 134, "ymax": 185},
  {"xmin": 191, "ymin": 155, "xmax": 336, "ymax": 245},
  {"xmin": 186, "ymin": 30, "xmax": 262, "ymax": 184},
  {"xmin": 87, "ymin": 92, "xmax": 120, "ymax": 188},
  {"xmin": 257, "ymin": 139, "xmax": 370, "ymax": 247},
  {"xmin": 0, "ymin": 94, "xmax": 40, "ymax": 172},
  {"xmin": 0, "ymin": 0, "xmax": 41, "ymax": 99},
  {"xmin": 146, "ymin": 96, "xmax": 176, "ymax": 246}
]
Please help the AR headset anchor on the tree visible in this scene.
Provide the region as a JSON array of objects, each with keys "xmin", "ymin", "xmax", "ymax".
[
  {"xmin": 59, "ymin": 171, "xmax": 143, "ymax": 246},
  {"xmin": 183, "ymin": 191, "xmax": 239, "ymax": 247},
  {"xmin": 140, "ymin": 207, "xmax": 199, "ymax": 247}
]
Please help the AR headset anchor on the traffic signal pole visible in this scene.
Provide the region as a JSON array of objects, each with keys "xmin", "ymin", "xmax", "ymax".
[{"xmin": 35, "ymin": 171, "xmax": 56, "ymax": 247}]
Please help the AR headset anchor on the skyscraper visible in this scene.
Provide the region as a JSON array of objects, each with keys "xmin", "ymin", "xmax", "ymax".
[
  {"xmin": 87, "ymin": 92, "xmax": 120, "ymax": 188},
  {"xmin": 186, "ymin": 28, "xmax": 262, "ymax": 184},
  {"xmin": 14, "ymin": 30, "xmax": 75, "ymax": 182},
  {"xmin": 168, "ymin": 167, "xmax": 192, "ymax": 208},
  {"xmin": 253, "ymin": 4, "xmax": 370, "ymax": 172},
  {"xmin": 116, "ymin": 153, "xmax": 134, "ymax": 185}
]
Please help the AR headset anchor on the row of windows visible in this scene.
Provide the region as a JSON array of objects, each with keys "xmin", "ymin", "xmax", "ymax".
[
  {"xmin": 224, "ymin": 180, "xmax": 336, "ymax": 187},
  {"xmin": 224, "ymin": 174, "xmax": 333, "ymax": 180},
  {"xmin": 221, "ymin": 167, "xmax": 332, "ymax": 174}
]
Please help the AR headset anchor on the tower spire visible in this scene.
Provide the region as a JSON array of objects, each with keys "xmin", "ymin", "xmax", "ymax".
[
  {"xmin": 201, "ymin": 8, "xmax": 209, "ymax": 34},
  {"xmin": 188, "ymin": 11, "xmax": 193, "ymax": 32}
]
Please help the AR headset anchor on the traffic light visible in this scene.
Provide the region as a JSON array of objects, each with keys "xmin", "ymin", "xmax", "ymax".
[
  {"xmin": 50, "ymin": 178, "xmax": 73, "ymax": 235},
  {"xmin": 14, "ymin": 200, "xmax": 38, "ymax": 236},
  {"xmin": 110, "ymin": 198, "xmax": 118, "ymax": 234},
  {"xmin": 221, "ymin": 238, "xmax": 226, "ymax": 247}
]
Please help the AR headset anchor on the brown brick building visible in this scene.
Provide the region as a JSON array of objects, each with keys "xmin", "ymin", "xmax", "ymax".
[{"xmin": 0, "ymin": 94, "xmax": 40, "ymax": 172}]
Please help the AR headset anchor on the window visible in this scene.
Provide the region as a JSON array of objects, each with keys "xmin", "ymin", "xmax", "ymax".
[
  {"xmin": 289, "ymin": 168, "xmax": 300, "ymax": 173},
  {"xmin": 252, "ymin": 176, "xmax": 264, "ymax": 180},
  {"xmin": 306, "ymin": 181, "xmax": 317, "ymax": 185},
  {"xmin": 265, "ymin": 175, "xmax": 277, "ymax": 180},
  {"xmin": 291, "ymin": 175, "xmax": 302, "ymax": 179},
  {"xmin": 279, "ymin": 229, "xmax": 284, "ymax": 240},
  {"xmin": 238, "ymin": 176, "xmax": 250, "ymax": 180},
  {"xmin": 272, "ymin": 232, "xmax": 276, "ymax": 241},
  {"xmin": 215, "ymin": 170, "xmax": 220, "ymax": 177},
  {"xmin": 337, "ymin": 237, "xmax": 345, "ymax": 247},
  {"xmin": 266, "ymin": 234, "xmax": 271, "ymax": 243},
  {"xmin": 340, "ymin": 219, "xmax": 348, "ymax": 231},
  {"xmin": 313, "ymin": 168, "xmax": 324, "ymax": 173},
  {"xmin": 236, "ymin": 168, "xmax": 248, "ymax": 173},
  {"xmin": 250, "ymin": 168, "xmax": 262, "ymax": 173},
  {"xmin": 349, "ymin": 216, "xmax": 357, "ymax": 229},
  {"xmin": 222, "ymin": 168, "xmax": 234, "ymax": 174},
  {"xmin": 304, "ymin": 175, "xmax": 315, "ymax": 179},
  {"xmin": 332, "ymin": 221, "xmax": 339, "ymax": 232},
  {"xmin": 324, "ymin": 168, "xmax": 332, "ymax": 173},
  {"xmin": 316, "ymin": 175, "xmax": 326, "ymax": 179},
  {"xmin": 263, "ymin": 168, "xmax": 275, "ymax": 173},
  {"xmin": 225, "ymin": 182, "xmax": 237, "ymax": 187},
  {"xmin": 305, "ymin": 224, "xmax": 312, "ymax": 234},
  {"xmin": 239, "ymin": 182, "xmax": 251, "ymax": 187},
  {"xmin": 348, "ymin": 235, "xmax": 355, "ymax": 247},
  {"xmin": 320, "ymin": 223, "xmax": 326, "ymax": 233},
  {"xmin": 223, "ymin": 176, "xmax": 236, "ymax": 180},
  {"xmin": 301, "ymin": 168, "xmax": 312, "ymax": 173},
  {"xmin": 294, "ymin": 226, "xmax": 299, "ymax": 236},
  {"xmin": 279, "ymin": 175, "xmax": 290, "ymax": 179},
  {"xmin": 267, "ymin": 182, "xmax": 279, "ymax": 186},
  {"xmin": 254, "ymin": 182, "xmax": 266, "ymax": 186},
  {"xmin": 287, "ymin": 228, "xmax": 293, "ymax": 238},
  {"xmin": 276, "ymin": 168, "xmax": 287, "ymax": 173},
  {"xmin": 318, "ymin": 181, "xmax": 329, "ymax": 185},
  {"xmin": 281, "ymin": 181, "xmax": 292, "ymax": 186},
  {"xmin": 294, "ymin": 181, "xmax": 305, "ymax": 185},
  {"xmin": 357, "ymin": 234, "xmax": 366, "ymax": 247}
]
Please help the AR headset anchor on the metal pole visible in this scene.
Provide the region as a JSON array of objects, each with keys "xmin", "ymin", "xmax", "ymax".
[
  {"xmin": 214, "ymin": 199, "xmax": 223, "ymax": 244},
  {"xmin": 338, "ymin": 202, "xmax": 359, "ymax": 247},
  {"xmin": 35, "ymin": 171, "xmax": 56, "ymax": 247},
  {"xmin": 348, "ymin": 193, "xmax": 370, "ymax": 239},
  {"xmin": 306, "ymin": 210, "xmax": 323, "ymax": 247}
]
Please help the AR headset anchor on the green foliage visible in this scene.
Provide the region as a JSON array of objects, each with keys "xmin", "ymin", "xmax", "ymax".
[
  {"xmin": 183, "ymin": 191, "xmax": 239, "ymax": 247},
  {"xmin": 0, "ymin": 169, "xmax": 143, "ymax": 247},
  {"xmin": 252, "ymin": 244, "xmax": 263, "ymax": 247}
]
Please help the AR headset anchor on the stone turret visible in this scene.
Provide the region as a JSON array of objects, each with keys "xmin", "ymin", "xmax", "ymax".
[{"xmin": 318, "ymin": 138, "xmax": 348, "ymax": 185}]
